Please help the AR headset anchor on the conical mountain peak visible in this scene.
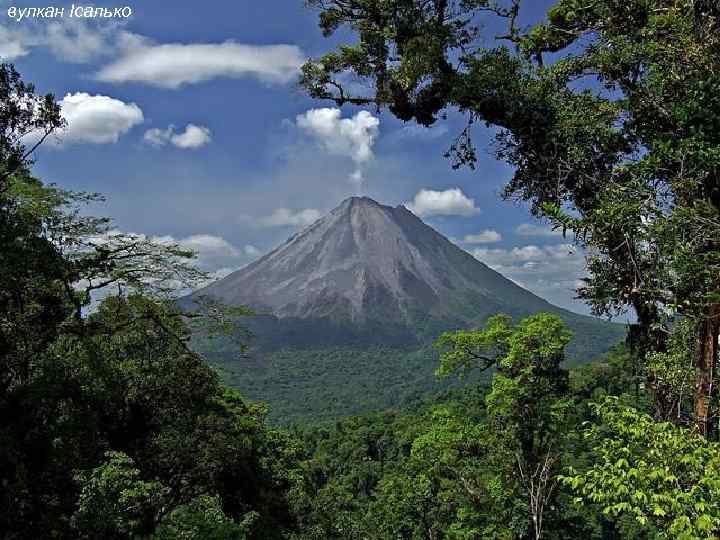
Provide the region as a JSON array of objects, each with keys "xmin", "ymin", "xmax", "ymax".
[
  {"xmin": 333, "ymin": 196, "xmax": 412, "ymax": 219},
  {"xmin": 338, "ymin": 195, "xmax": 383, "ymax": 207},
  {"xmin": 195, "ymin": 197, "xmax": 622, "ymax": 351},
  {"xmin": 203, "ymin": 196, "xmax": 527, "ymax": 322},
  {"xmin": 329, "ymin": 196, "xmax": 402, "ymax": 223}
]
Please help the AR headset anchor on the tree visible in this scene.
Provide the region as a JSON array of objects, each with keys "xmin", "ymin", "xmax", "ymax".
[
  {"xmin": 0, "ymin": 63, "xmax": 63, "ymax": 192},
  {"xmin": 436, "ymin": 313, "xmax": 573, "ymax": 539},
  {"xmin": 71, "ymin": 451, "xmax": 163, "ymax": 539},
  {"xmin": 562, "ymin": 396, "xmax": 720, "ymax": 539},
  {"xmin": 301, "ymin": 0, "xmax": 720, "ymax": 435},
  {"xmin": 0, "ymin": 176, "xmax": 220, "ymax": 537},
  {"xmin": 0, "ymin": 64, "xmax": 301, "ymax": 539},
  {"xmin": 153, "ymin": 495, "xmax": 258, "ymax": 540},
  {"xmin": 0, "ymin": 65, "xmax": 86, "ymax": 538},
  {"xmin": 645, "ymin": 319, "xmax": 697, "ymax": 423}
]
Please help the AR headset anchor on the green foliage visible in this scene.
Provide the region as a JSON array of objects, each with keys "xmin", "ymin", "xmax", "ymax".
[
  {"xmin": 288, "ymin": 387, "xmax": 498, "ymax": 539},
  {"xmin": 289, "ymin": 315, "xmax": 589, "ymax": 539},
  {"xmin": 206, "ymin": 344, "xmax": 487, "ymax": 425},
  {"xmin": 569, "ymin": 343, "xmax": 646, "ymax": 403},
  {"xmin": 437, "ymin": 313, "xmax": 572, "ymax": 443},
  {"xmin": 72, "ymin": 451, "xmax": 163, "ymax": 539},
  {"xmin": 0, "ymin": 64, "xmax": 301, "ymax": 538},
  {"xmin": 153, "ymin": 495, "xmax": 257, "ymax": 540},
  {"xmin": 562, "ymin": 397, "xmax": 720, "ymax": 539},
  {"xmin": 435, "ymin": 314, "xmax": 513, "ymax": 377},
  {"xmin": 5, "ymin": 15, "xmax": 720, "ymax": 536},
  {"xmin": 2, "ymin": 286, "xmax": 302, "ymax": 539},
  {"xmin": 290, "ymin": 343, "xmax": 652, "ymax": 540},
  {"xmin": 438, "ymin": 313, "xmax": 574, "ymax": 539},
  {"xmin": 0, "ymin": 63, "xmax": 63, "ymax": 186},
  {"xmin": 199, "ymin": 310, "xmax": 620, "ymax": 426},
  {"xmin": 646, "ymin": 320, "xmax": 697, "ymax": 422}
]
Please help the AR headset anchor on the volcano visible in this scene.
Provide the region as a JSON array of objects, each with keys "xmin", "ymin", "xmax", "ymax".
[
  {"xmin": 192, "ymin": 197, "xmax": 625, "ymax": 422},
  {"xmin": 197, "ymin": 196, "xmax": 621, "ymax": 349}
]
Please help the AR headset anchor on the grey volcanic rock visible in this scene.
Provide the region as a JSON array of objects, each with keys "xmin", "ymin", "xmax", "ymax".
[
  {"xmin": 203, "ymin": 197, "xmax": 489, "ymax": 320},
  {"xmin": 194, "ymin": 197, "xmax": 624, "ymax": 353}
]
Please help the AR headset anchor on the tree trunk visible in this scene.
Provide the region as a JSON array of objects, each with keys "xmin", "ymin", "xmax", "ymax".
[{"xmin": 694, "ymin": 303, "xmax": 720, "ymax": 437}]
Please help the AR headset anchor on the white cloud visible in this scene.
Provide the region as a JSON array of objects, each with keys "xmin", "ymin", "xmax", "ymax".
[
  {"xmin": 0, "ymin": 18, "xmax": 140, "ymax": 63},
  {"xmin": 135, "ymin": 232, "xmax": 257, "ymax": 275},
  {"xmin": 159, "ymin": 234, "xmax": 266, "ymax": 284},
  {"xmin": 244, "ymin": 244, "xmax": 261, "ymax": 257},
  {"xmin": 44, "ymin": 20, "xmax": 124, "ymax": 63},
  {"xmin": 0, "ymin": 26, "xmax": 30, "ymax": 60},
  {"xmin": 96, "ymin": 41, "xmax": 304, "ymax": 88},
  {"xmin": 172, "ymin": 124, "xmax": 211, "ymax": 149},
  {"xmin": 470, "ymin": 243, "xmax": 587, "ymax": 309},
  {"xmin": 0, "ymin": 18, "xmax": 303, "ymax": 95},
  {"xmin": 296, "ymin": 108, "xmax": 379, "ymax": 163},
  {"xmin": 81, "ymin": 231, "xmax": 258, "ymax": 298},
  {"xmin": 38, "ymin": 92, "xmax": 143, "ymax": 146},
  {"xmin": 176, "ymin": 234, "xmax": 239, "ymax": 258},
  {"xmin": 515, "ymin": 223, "xmax": 564, "ymax": 237},
  {"xmin": 472, "ymin": 244, "xmax": 578, "ymax": 267},
  {"xmin": 405, "ymin": 188, "xmax": 480, "ymax": 218},
  {"xmin": 144, "ymin": 124, "xmax": 212, "ymax": 149},
  {"xmin": 463, "ymin": 229, "xmax": 502, "ymax": 244},
  {"xmin": 296, "ymin": 108, "xmax": 379, "ymax": 185},
  {"xmin": 175, "ymin": 234, "xmax": 250, "ymax": 285},
  {"xmin": 144, "ymin": 127, "xmax": 172, "ymax": 146},
  {"xmin": 508, "ymin": 245, "xmax": 545, "ymax": 261},
  {"xmin": 392, "ymin": 124, "xmax": 448, "ymax": 140},
  {"xmin": 259, "ymin": 208, "xmax": 322, "ymax": 228}
]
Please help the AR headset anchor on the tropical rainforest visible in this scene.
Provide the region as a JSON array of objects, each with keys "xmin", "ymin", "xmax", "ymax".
[{"xmin": 2, "ymin": 0, "xmax": 720, "ymax": 539}]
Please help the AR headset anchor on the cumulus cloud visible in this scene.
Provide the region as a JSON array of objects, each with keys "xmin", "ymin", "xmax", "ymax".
[
  {"xmin": 405, "ymin": 188, "xmax": 480, "ymax": 218},
  {"xmin": 515, "ymin": 223, "xmax": 564, "ymax": 238},
  {"xmin": 144, "ymin": 127, "xmax": 172, "ymax": 146},
  {"xmin": 296, "ymin": 108, "xmax": 380, "ymax": 186},
  {"xmin": 162, "ymin": 234, "xmax": 267, "ymax": 284},
  {"xmin": 259, "ymin": 208, "xmax": 322, "ymax": 228},
  {"xmin": 136, "ymin": 232, "xmax": 260, "ymax": 279},
  {"xmin": 32, "ymin": 92, "xmax": 143, "ymax": 146},
  {"xmin": 171, "ymin": 124, "xmax": 211, "ymax": 149},
  {"xmin": 144, "ymin": 124, "xmax": 212, "ymax": 149},
  {"xmin": 463, "ymin": 229, "xmax": 502, "ymax": 244},
  {"xmin": 176, "ymin": 234, "xmax": 238, "ymax": 260},
  {"xmin": 470, "ymin": 243, "xmax": 587, "ymax": 309},
  {"xmin": 296, "ymin": 108, "xmax": 379, "ymax": 163},
  {"xmin": 96, "ymin": 41, "xmax": 304, "ymax": 88}
]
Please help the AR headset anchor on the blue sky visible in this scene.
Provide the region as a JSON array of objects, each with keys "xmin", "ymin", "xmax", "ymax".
[{"xmin": 1, "ymin": 0, "xmax": 602, "ymax": 314}]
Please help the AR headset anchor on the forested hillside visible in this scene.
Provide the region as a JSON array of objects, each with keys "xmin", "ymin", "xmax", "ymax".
[
  {"xmin": 207, "ymin": 345, "xmax": 483, "ymax": 424},
  {"xmin": 204, "ymin": 337, "xmax": 620, "ymax": 425},
  {"xmin": 3, "ymin": 0, "xmax": 720, "ymax": 539},
  {"xmin": 288, "ymin": 343, "xmax": 653, "ymax": 539}
]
